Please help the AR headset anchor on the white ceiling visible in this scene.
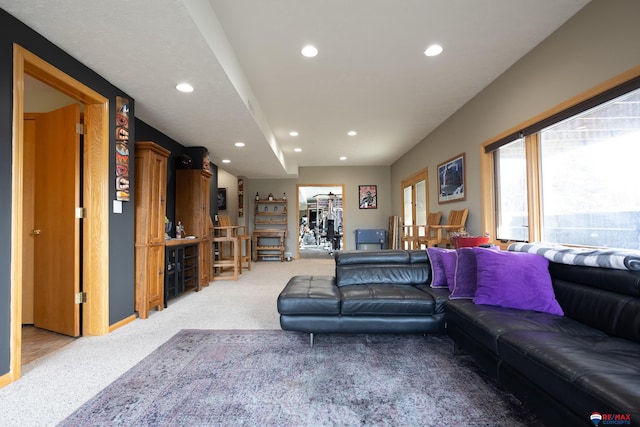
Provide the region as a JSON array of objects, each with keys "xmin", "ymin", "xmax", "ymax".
[{"xmin": 1, "ymin": 0, "xmax": 590, "ymax": 178}]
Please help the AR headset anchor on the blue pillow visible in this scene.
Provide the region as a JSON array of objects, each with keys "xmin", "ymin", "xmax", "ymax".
[{"xmin": 472, "ymin": 248, "xmax": 563, "ymax": 316}]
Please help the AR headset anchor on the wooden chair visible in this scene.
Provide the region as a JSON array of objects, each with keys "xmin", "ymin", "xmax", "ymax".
[
  {"xmin": 401, "ymin": 212, "xmax": 442, "ymax": 250},
  {"xmin": 423, "ymin": 209, "xmax": 468, "ymax": 247},
  {"xmin": 400, "ymin": 224, "xmax": 419, "ymax": 250}
]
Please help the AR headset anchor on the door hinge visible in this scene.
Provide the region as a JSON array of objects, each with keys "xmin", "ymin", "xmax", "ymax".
[
  {"xmin": 75, "ymin": 292, "xmax": 87, "ymax": 304},
  {"xmin": 76, "ymin": 207, "xmax": 86, "ymax": 218},
  {"xmin": 76, "ymin": 123, "xmax": 84, "ymax": 135}
]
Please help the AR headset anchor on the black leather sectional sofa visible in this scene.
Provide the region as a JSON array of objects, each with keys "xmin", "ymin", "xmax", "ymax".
[
  {"xmin": 278, "ymin": 250, "xmax": 448, "ymax": 345},
  {"xmin": 277, "ymin": 248, "xmax": 640, "ymax": 426},
  {"xmin": 446, "ymin": 260, "xmax": 640, "ymax": 426}
]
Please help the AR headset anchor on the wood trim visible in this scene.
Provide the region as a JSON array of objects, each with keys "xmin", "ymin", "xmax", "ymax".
[
  {"xmin": 10, "ymin": 44, "xmax": 26, "ymax": 383},
  {"xmin": 83, "ymin": 102, "xmax": 110, "ymax": 336},
  {"xmin": 0, "ymin": 372, "xmax": 12, "ymax": 388},
  {"xmin": 108, "ymin": 314, "xmax": 137, "ymax": 333},
  {"xmin": 9, "ymin": 44, "xmax": 110, "ymax": 385},
  {"xmin": 525, "ymin": 133, "xmax": 542, "ymax": 243},
  {"xmin": 401, "ymin": 167, "xmax": 428, "ymax": 187},
  {"xmin": 479, "ymin": 145, "xmax": 495, "ymax": 242}
]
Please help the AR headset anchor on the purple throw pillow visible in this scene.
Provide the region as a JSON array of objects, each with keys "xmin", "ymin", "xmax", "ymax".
[
  {"xmin": 441, "ymin": 250, "xmax": 458, "ymax": 292},
  {"xmin": 450, "ymin": 247, "xmax": 478, "ymax": 299},
  {"xmin": 451, "ymin": 247, "xmax": 501, "ymax": 299},
  {"xmin": 427, "ymin": 247, "xmax": 456, "ymax": 289},
  {"xmin": 472, "ymin": 248, "xmax": 564, "ymax": 316}
]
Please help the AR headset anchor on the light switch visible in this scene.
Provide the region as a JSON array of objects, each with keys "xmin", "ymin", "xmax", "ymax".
[{"xmin": 113, "ymin": 200, "xmax": 123, "ymax": 214}]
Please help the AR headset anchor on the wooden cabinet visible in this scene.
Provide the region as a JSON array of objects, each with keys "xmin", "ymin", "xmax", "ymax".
[
  {"xmin": 134, "ymin": 141, "xmax": 170, "ymax": 319},
  {"xmin": 253, "ymin": 199, "xmax": 288, "ymax": 261},
  {"xmin": 164, "ymin": 239, "xmax": 200, "ymax": 306},
  {"xmin": 176, "ymin": 169, "xmax": 212, "ymax": 286}
]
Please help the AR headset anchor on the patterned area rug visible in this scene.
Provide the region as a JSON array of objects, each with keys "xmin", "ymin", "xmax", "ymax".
[{"xmin": 60, "ymin": 330, "xmax": 541, "ymax": 426}]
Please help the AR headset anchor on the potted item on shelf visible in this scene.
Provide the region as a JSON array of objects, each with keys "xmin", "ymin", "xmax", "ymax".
[
  {"xmin": 268, "ymin": 193, "xmax": 274, "ymax": 201},
  {"xmin": 255, "ymin": 192, "xmax": 260, "ymax": 201}
]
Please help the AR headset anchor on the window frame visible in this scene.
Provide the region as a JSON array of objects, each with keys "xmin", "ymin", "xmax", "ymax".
[{"xmin": 481, "ymin": 66, "xmax": 640, "ymax": 249}]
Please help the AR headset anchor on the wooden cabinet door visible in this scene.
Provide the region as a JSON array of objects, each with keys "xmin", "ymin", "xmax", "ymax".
[
  {"xmin": 149, "ymin": 152, "xmax": 167, "ymax": 244},
  {"xmin": 200, "ymin": 173, "xmax": 210, "ymax": 238},
  {"xmin": 148, "ymin": 244, "xmax": 165, "ymax": 309},
  {"xmin": 33, "ymin": 104, "xmax": 81, "ymax": 337}
]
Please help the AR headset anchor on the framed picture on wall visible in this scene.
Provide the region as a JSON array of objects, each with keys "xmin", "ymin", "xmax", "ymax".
[
  {"xmin": 217, "ymin": 188, "xmax": 227, "ymax": 211},
  {"xmin": 359, "ymin": 185, "xmax": 377, "ymax": 209},
  {"xmin": 437, "ymin": 153, "xmax": 466, "ymax": 204}
]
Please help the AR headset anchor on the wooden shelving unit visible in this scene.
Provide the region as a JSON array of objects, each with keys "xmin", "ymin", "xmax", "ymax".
[{"xmin": 252, "ymin": 198, "xmax": 288, "ymax": 261}]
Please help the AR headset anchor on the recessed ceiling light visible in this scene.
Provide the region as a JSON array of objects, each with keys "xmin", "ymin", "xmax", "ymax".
[
  {"xmin": 294, "ymin": 148, "xmax": 302, "ymax": 152},
  {"xmin": 424, "ymin": 44, "xmax": 443, "ymax": 57},
  {"xmin": 301, "ymin": 45, "xmax": 318, "ymax": 58},
  {"xmin": 339, "ymin": 156, "xmax": 347, "ymax": 161},
  {"xmin": 176, "ymin": 82, "xmax": 194, "ymax": 93},
  {"xmin": 289, "ymin": 131, "xmax": 299, "ymax": 137},
  {"xmin": 234, "ymin": 142, "xmax": 245, "ymax": 147},
  {"xmin": 348, "ymin": 131, "xmax": 357, "ymax": 136},
  {"xmin": 222, "ymin": 159, "xmax": 231, "ymax": 163}
]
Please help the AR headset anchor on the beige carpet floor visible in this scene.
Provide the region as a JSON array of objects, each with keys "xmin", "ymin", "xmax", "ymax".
[{"xmin": 0, "ymin": 258, "xmax": 335, "ymax": 427}]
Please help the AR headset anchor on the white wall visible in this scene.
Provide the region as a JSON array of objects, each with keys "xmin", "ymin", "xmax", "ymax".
[{"xmin": 391, "ymin": 0, "xmax": 640, "ymax": 236}]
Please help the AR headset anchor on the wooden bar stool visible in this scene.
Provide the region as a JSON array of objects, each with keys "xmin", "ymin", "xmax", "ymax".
[
  {"xmin": 211, "ymin": 226, "xmax": 240, "ymax": 281},
  {"xmin": 237, "ymin": 231, "xmax": 251, "ymax": 272}
]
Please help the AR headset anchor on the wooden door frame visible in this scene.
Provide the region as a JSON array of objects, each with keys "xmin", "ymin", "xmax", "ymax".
[
  {"xmin": 8, "ymin": 44, "xmax": 110, "ymax": 384},
  {"xmin": 401, "ymin": 168, "xmax": 429, "ymax": 227},
  {"xmin": 295, "ymin": 184, "xmax": 345, "ymax": 258}
]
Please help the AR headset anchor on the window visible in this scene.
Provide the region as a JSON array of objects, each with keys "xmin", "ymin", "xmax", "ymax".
[
  {"xmin": 487, "ymin": 77, "xmax": 640, "ymax": 250},
  {"xmin": 539, "ymin": 89, "xmax": 640, "ymax": 248},
  {"xmin": 494, "ymin": 138, "xmax": 527, "ymax": 241}
]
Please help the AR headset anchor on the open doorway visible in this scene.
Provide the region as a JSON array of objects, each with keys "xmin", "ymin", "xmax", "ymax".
[
  {"xmin": 296, "ymin": 185, "xmax": 344, "ymax": 258},
  {"xmin": 8, "ymin": 45, "xmax": 110, "ymax": 385},
  {"xmin": 22, "ymin": 78, "xmax": 82, "ymax": 363}
]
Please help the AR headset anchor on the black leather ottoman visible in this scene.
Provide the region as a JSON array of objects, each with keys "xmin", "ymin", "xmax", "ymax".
[{"xmin": 277, "ymin": 275, "xmax": 340, "ymax": 316}]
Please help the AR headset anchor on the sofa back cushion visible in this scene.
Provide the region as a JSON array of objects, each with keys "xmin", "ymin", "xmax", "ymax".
[
  {"xmin": 335, "ymin": 250, "xmax": 431, "ymax": 287},
  {"xmin": 550, "ymin": 262, "xmax": 640, "ymax": 343}
]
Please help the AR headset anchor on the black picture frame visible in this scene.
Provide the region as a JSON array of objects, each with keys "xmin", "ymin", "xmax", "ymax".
[
  {"xmin": 358, "ymin": 185, "xmax": 377, "ymax": 209},
  {"xmin": 217, "ymin": 188, "xmax": 227, "ymax": 211}
]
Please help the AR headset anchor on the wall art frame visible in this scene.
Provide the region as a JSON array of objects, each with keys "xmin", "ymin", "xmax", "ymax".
[
  {"xmin": 358, "ymin": 185, "xmax": 377, "ymax": 209},
  {"xmin": 217, "ymin": 188, "xmax": 227, "ymax": 211},
  {"xmin": 437, "ymin": 153, "xmax": 466, "ymax": 204}
]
